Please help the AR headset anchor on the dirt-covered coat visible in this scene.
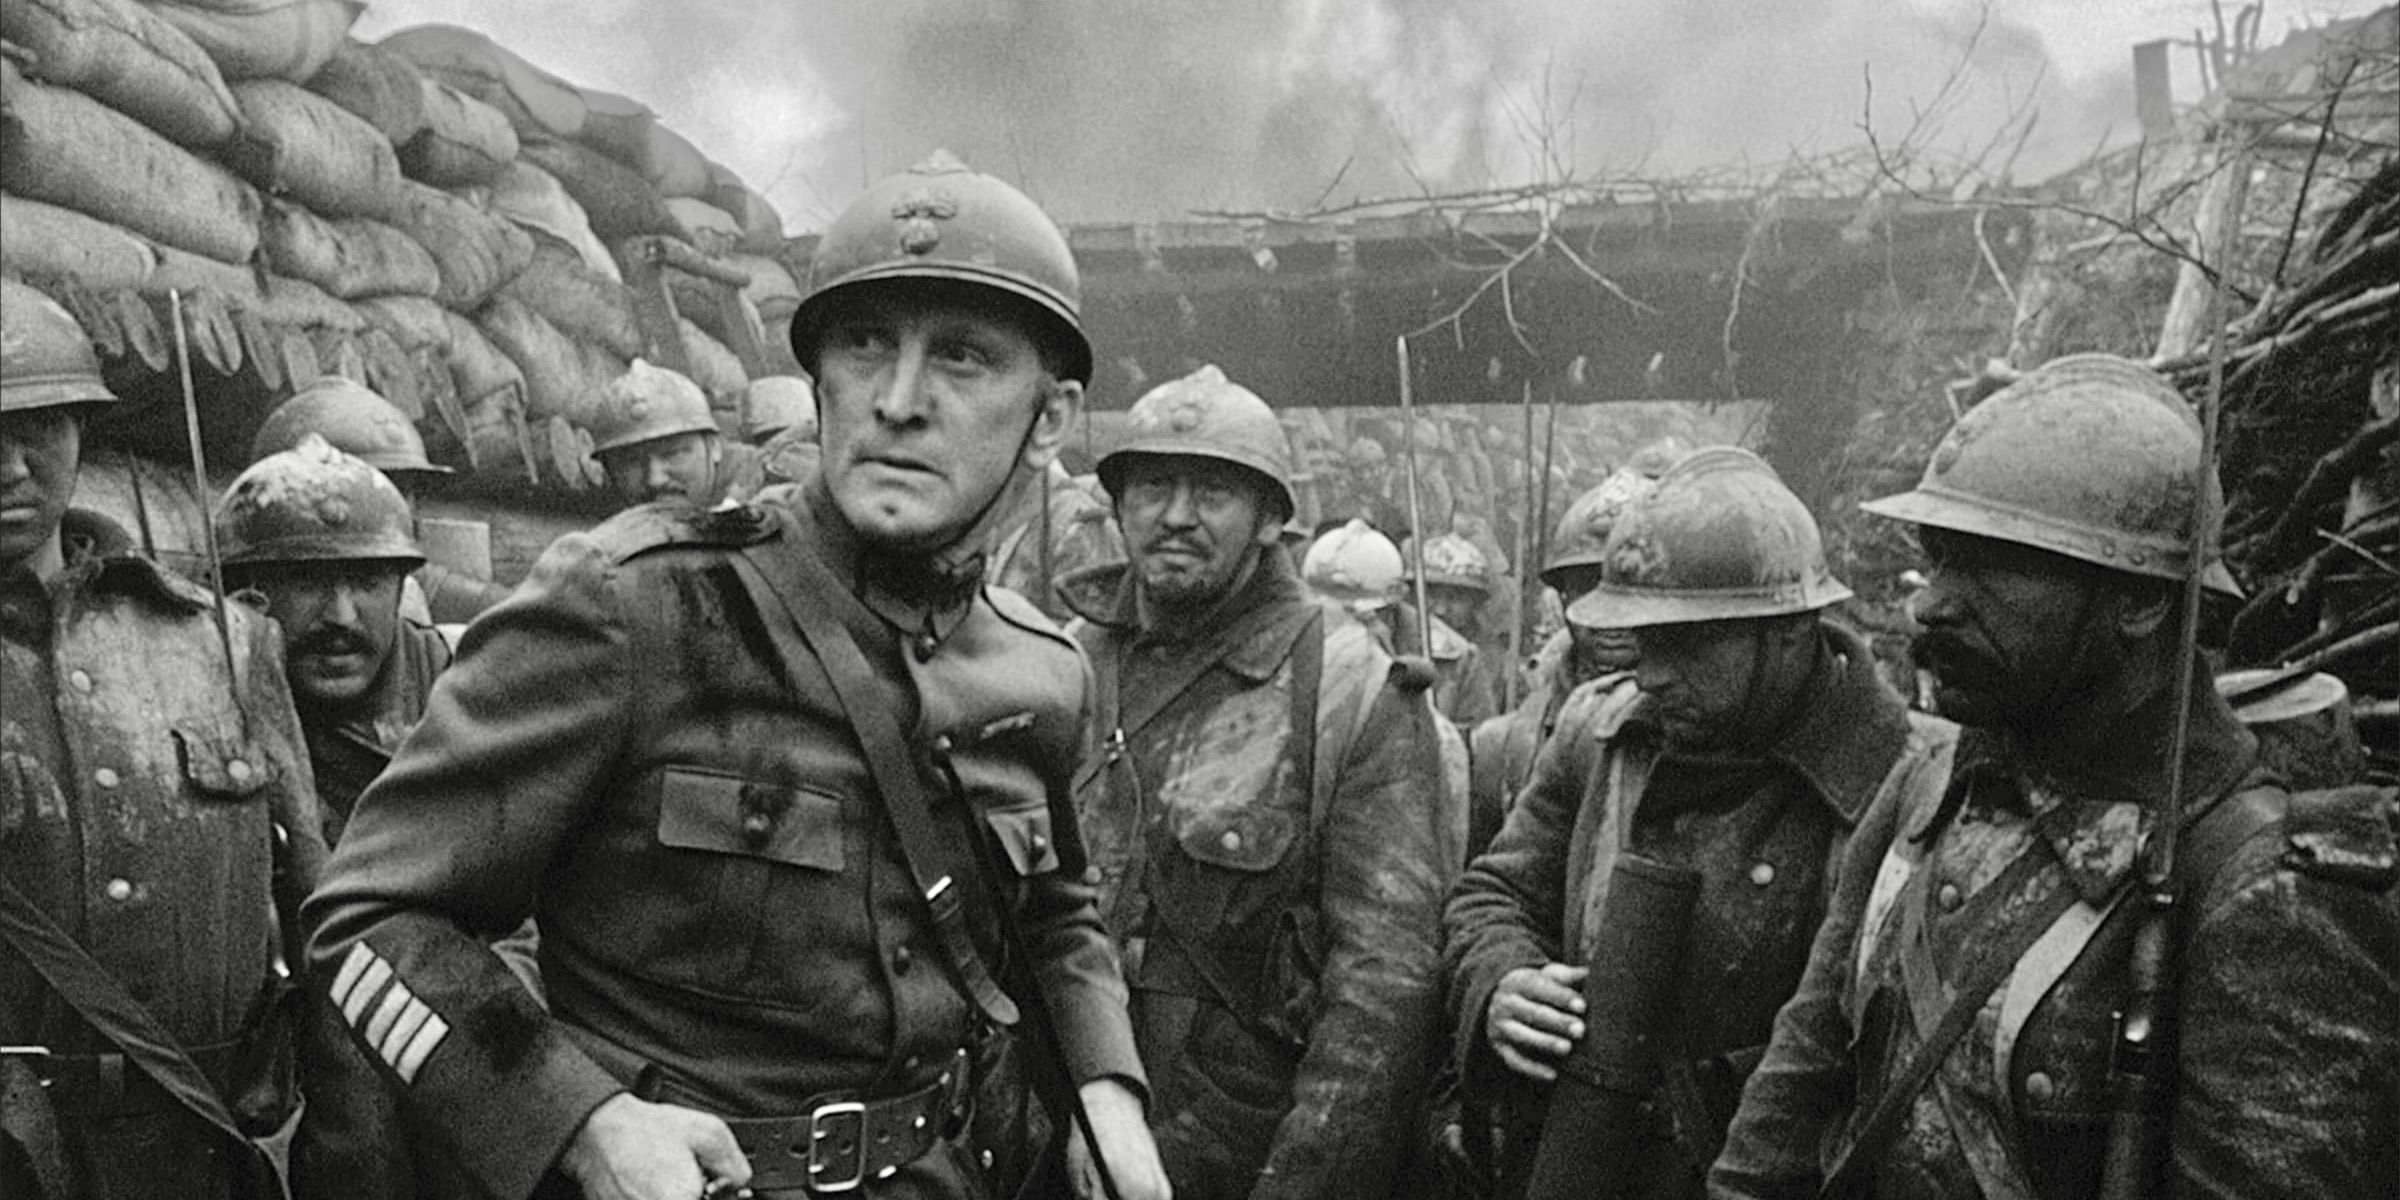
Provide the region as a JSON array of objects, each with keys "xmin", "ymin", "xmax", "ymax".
[
  {"xmin": 1445, "ymin": 624, "xmax": 1947, "ymax": 1199},
  {"xmin": 0, "ymin": 511, "xmax": 328, "ymax": 1200},
  {"xmin": 303, "ymin": 489, "xmax": 1144, "ymax": 1200},
  {"xmin": 1061, "ymin": 550, "xmax": 1460, "ymax": 1200},
  {"xmin": 1708, "ymin": 682, "xmax": 2400, "ymax": 1200}
]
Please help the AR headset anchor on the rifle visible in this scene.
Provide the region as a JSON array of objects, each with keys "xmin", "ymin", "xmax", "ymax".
[
  {"xmin": 2097, "ymin": 133, "xmax": 2249, "ymax": 1198},
  {"xmin": 1394, "ymin": 336, "xmax": 1435, "ymax": 658}
]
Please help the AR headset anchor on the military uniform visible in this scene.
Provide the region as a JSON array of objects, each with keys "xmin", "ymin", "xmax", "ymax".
[
  {"xmin": 303, "ymin": 489, "xmax": 1144, "ymax": 1199},
  {"xmin": 1467, "ymin": 630, "xmax": 1612, "ymax": 860},
  {"xmin": 1709, "ymin": 688, "xmax": 2400, "ymax": 1199},
  {"xmin": 1446, "ymin": 626, "xmax": 1950, "ymax": 1198},
  {"xmin": 294, "ymin": 619, "xmax": 452, "ymax": 841},
  {"xmin": 0, "ymin": 511, "xmax": 328, "ymax": 1200},
  {"xmin": 1060, "ymin": 550, "xmax": 1459, "ymax": 1200},
  {"xmin": 989, "ymin": 466, "xmax": 1122, "ymax": 622}
]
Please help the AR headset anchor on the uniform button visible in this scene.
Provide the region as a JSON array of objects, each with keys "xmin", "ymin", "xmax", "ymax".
[
  {"xmin": 1083, "ymin": 865, "xmax": 1103, "ymax": 886},
  {"xmin": 980, "ymin": 1149, "xmax": 994, "ymax": 1170},
  {"xmin": 742, "ymin": 812, "xmax": 773, "ymax": 835},
  {"xmin": 225, "ymin": 759, "xmax": 252, "ymax": 785},
  {"xmin": 913, "ymin": 634, "xmax": 939, "ymax": 661},
  {"xmin": 93, "ymin": 767, "xmax": 120, "ymax": 789},
  {"xmin": 1220, "ymin": 830, "xmax": 1243, "ymax": 853},
  {"xmin": 1029, "ymin": 833, "xmax": 1049, "ymax": 855},
  {"xmin": 104, "ymin": 878, "xmax": 134, "ymax": 902},
  {"xmin": 893, "ymin": 945, "xmax": 914, "ymax": 974},
  {"xmin": 1936, "ymin": 883, "xmax": 1963, "ymax": 911},
  {"xmin": 2024, "ymin": 1071, "xmax": 2056, "ymax": 1101},
  {"xmin": 1748, "ymin": 862, "xmax": 1776, "ymax": 887},
  {"xmin": 69, "ymin": 670, "xmax": 93, "ymax": 693}
]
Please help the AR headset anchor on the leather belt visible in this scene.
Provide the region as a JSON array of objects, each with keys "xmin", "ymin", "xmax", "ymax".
[
  {"xmin": 724, "ymin": 1049, "xmax": 972, "ymax": 1194},
  {"xmin": 6, "ymin": 1040, "xmax": 242, "ymax": 1118}
]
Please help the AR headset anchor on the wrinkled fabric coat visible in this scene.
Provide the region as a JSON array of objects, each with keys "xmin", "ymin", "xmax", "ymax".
[
  {"xmin": 1709, "ymin": 682, "xmax": 2400, "ymax": 1200},
  {"xmin": 0, "ymin": 511, "xmax": 330, "ymax": 1200},
  {"xmin": 1467, "ymin": 630, "xmax": 1622, "ymax": 860},
  {"xmin": 1061, "ymin": 550, "xmax": 1460, "ymax": 1200},
  {"xmin": 304, "ymin": 489, "xmax": 1144, "ymax": 1200},
  {"xmin": 1445, "ymin": 624, "xmax": 1947, "ymax": 1199}
]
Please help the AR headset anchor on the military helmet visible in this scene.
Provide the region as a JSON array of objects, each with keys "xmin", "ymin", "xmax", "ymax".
[
  {"xmin": 1570, "ymin": 446, "xmax": 1851, "ymax": 628},
  {"xmin": 1, "ymin": 279, "xmax": 117, "ymax": 413},
  {"xmin": 1348, "ymin": 436, "xmax": 1388, "ymax": 468},
  {"xmin": 1097, "ymin": 364, "xmax": 1297, "ymax": 519},
  {"xmin": 251, "ymin": 376, "xmax": 449, "ymax": 477},
  {"xmin": 790, "ymin": 150, "xmax": 1091, "ymax": 385},
  {"xmin": 1860, "ymin": 352, "xmax": 2240, "ymax": 597},
  {"xmin": 743, "ymin": 375, "xmax": 817, "ymax": 442},
  {"xmin": 1303, "ymin": 518, "xmax": 1403, "ymax": 613},
  {"xmin": 1624, "ymin": 436, "xmax": 1692, "ymax": 479},
  {"xmin": 216, "ymin": 435, "xmax": 424, "ymax": 569},
  {"xmin": 1407, "ymin": 532, "xmax": 1491, "ymax": 594},
  {"xmin": 1543, "ymin": 468, "xmax": 1661, "ymax": 585},
  {"xmin": 590, "ymin": 359, "xmax": 717, "ymax": 455}
]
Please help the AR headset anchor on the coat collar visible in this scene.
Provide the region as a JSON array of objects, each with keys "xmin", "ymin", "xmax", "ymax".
[
  {"xmin": 782, "ymin": 486, "xmax": 979, "ymax": 648},
  {"xmin": 1060, "ymin": 546, "xmax": 1313, "ymax": 684}
]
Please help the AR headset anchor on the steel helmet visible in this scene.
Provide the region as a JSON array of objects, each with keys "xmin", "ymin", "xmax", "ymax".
[
  {"xmin": 1570, "ymin": 446, "xmax": 1851, "ymax": 628},
  {"xmin": 216, "ymin": 434, "xmax": 424, "ymax": 569},
  {"xmin": 1625, "ymin": 436, "xmax": 1692, "ymax": 478},
  {"xmin": 590, "ymin": 359, "xmax": 717, "ymax": 455},
  {"xmin": 1543, "ymin": 468, "xmax": 1660, "ymax": 585},
  {"xmin": 743, "ymin": 375, "xmax": 817, "ymax": 442},
  {"xmin": 251, "ymin": 376, "xmax": 449, "ymax": 477},
  {"xmin": 1408, "ymin": 532, "xmax": 1491, "ymax": 594},
  {"xmin": 1861, "ymin": 352, "xmax": 2240, "ymax": 597},
  {"xmin": 1303, "ymin": 519, "xmax": 1403, "ymax": 613},
  {"xmin": 790, "ymin": 149, "xmax": 1091, "ymax": 385},
  {"xmin": 1, "ymin": 279, "xmax": 117, "ymax": 413},
  {"xmin": 1097, "ymin": 364, "xmax": 1297, "ymax": 519}
]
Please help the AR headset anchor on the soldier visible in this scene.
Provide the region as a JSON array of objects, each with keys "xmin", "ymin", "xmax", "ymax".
[
  {"xmin": 1710, "ymin": 356, "xmax": 2400, "ymax": 1200},
  {"xmin": 988, "ymin": 460, "xmax": 1123, "ymax": 622},
  {"xmin": 0, "ymin": 280, "xmax": 329, "ymax": 1199},
  {"xmin": 746, "ymin": 375, "xmax": 822, "ymax": 488},
  {"xmin": 250, "ymin": 377, "xmax": 512, "ymax": 625},
  {"xmin": 1402, "ymin": 533, "xmax": 1503, "ymax": 725},
  {"xmin": 1445, "ymin": 447, "xmax": 1953, "ymax": 1199},
  {"xmin": 586, "ymin": 358, "xmax": 756, "ymax": 509},
  {"xmin": 1055, "ymin": 364, "xmax": 1460, "ymax": 1200},
  {"xmin": 303, "ymin": 151, "xmax": 1169, "ymax": 1200}
]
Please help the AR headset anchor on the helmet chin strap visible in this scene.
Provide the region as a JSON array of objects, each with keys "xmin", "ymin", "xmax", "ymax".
[{"xmin": 858, "ymin": 400, "xmax": 1047, "ymax": 607}]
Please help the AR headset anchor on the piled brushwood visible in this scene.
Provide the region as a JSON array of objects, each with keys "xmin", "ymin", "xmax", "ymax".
[{"xmin": 0, "ymin": 3, "xmax": 791, "ymax": 497}]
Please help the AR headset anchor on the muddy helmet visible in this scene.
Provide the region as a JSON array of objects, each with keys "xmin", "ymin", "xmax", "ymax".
[
  {"xmin": 251, "ymin": 376, "xmax": 448, "ymax": 477},
  {"xmin": 1097, "ymin": 364, "xmax": 1297, "ymax": 519},
  {"xmin": 1, "ymin": 279, "xmax": 117, "ymax": 413},
  {"xmin": 216, "ymin": 435, "xmax": 424, "ymax": 569},
  {"xmin": 1861, "ymin": 352, "xmax": 2240, "ymax": 597},
  {"xmin": 1570, "ymin": 446, "xmax": 1851, "ymax": 628},
  {"xmin": 590, "ymin": 359, "xmax": 717, "ymax": 456},
  {"xmin": 1408, "ymin": 532, "xmax": 1491, "ymax": 594},
  {"xmin": 1303, "ymin": 518, "xmax": 1403, "ymax": 613},
  {"xmin": 1543, "ymin": 468, "xmax": 1660, "ymax": 587},
  {"xmin": 790, "ymin": 149, "xmax": 1090, "ymax": 385},
  {"xmin": 743, "ymin": 375, "xmax": 817, "ymax": 442}
]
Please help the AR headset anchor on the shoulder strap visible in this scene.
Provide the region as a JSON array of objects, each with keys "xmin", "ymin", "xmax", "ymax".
[
  {"xmin": 0, "ymin": 874, "xmax": 273, "ymax": 1175},
  {"xmin": 726, "ymin": 528, "xmax": 1021, "ymax": 1028}
]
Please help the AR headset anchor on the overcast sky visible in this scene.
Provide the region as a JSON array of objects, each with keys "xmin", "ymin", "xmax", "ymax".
[{"xmin": 355, "ymin": 0, "xmax": 2388, "ymax": 229}]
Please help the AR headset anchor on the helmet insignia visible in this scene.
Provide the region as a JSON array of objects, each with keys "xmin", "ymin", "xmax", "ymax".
[
  {"xmin": 893, "ymin": 190, "xmax": 959, "ymax": 256},
  {"xmin": 1169, "ymin": 399, "xmax": 1206, "ymax": 432}
]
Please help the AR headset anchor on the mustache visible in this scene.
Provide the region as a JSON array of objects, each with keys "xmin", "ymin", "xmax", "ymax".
[
  {"xmin": 293, "ymin": 628, "xmax": 374, "ymax": 659},
  {"xmin": 1143, "ymin": 535, "xmax": 1209, "ymax": 556},
  {"xmin": 1909, "ymin": 629, "xmax": 1991, "ymax": 675}
]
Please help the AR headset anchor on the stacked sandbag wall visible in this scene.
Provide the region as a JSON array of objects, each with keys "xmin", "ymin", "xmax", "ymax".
[{"xmin": 0, "ymin": 0, "xmax": 792, "ymax": 497}]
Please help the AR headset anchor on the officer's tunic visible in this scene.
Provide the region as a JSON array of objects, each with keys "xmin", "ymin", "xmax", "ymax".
[
  {"xmin": 0, "ymin": 511, "xmax": 327, "ymax": 1200},
  {"xmin": 1709, "ymin": 680, "xmax": 2400, "ymax": 1200},
  {"xmin": 1445, "ymin": 625, "xmax": 1949, "ymax": 1199},
  {"xmin": 1060, "ymin": 551, "xmax": 1459, "ymax": 1200},
  {"xmin": 303, "ymin": 489, "xmax": 1144, "ymax": 1200}
]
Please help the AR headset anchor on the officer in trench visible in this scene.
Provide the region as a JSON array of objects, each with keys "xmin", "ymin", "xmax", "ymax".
[{"xmin": 301, "ymin": 151, "xmax": 1171, "ymax": 1200}]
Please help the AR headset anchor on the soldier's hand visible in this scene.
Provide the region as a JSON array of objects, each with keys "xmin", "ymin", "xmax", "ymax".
[
  {"xmin": 1487, "ymin": 962, "xmax": 1588, "ymax": 1082},
  {"xmin": 561, "ymin": 1092, "xmax": 752, "ymax": 1200},
  {"xmin": 1067, "ymin": 1077, "xmax": 1171, "ymax": 1200}
]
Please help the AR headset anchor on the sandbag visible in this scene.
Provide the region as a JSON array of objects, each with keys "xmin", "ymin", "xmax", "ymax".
[
  {"xmin": 677, "ymin": 317, "xmax": 746, "ymax": 408},
  {"xmin": 518, "ymin": 136, "xmax": 679, "ymax": 246},
  {"xmin": 387, "ymin": 180, "xmax": 533, "ymax": 308},
  {"xmin": 0, "ymin": 193, "xmax": 158, "ymax": 291},
  {"xmin": 441, "ymin": 307, "xmax": 522, "ymax": 405},
  {"xmin": 460, "ymin": 377, "xmax": 535, "ymax": 479},
  {"xmin": 224, "ymin": 78, "xmax": 407, "ymax": 221},
  {"xmin": 483, "ymin": 159, "xmax": 618, "ymax": 280},
  {"xmin": 258, "ymin": 199, "xmax": 440, "ymax": 299},
  {"xmin": 355, "ymin": 293, "xmax": 449, "ymax": 350},
  {"xmin": 0, "ymin": 60, "xmax": 260, "ymax": 261},
  {"xmin": 499, "ymin": 239, "xmax": 642, "ymax": 360},
  {"xmin": 723, "ymin": 251, "xmax": 799, "ymax": 312},
  {"xmin": 709, "ymin": 182, "xmax": 785, "ymax": 254},
  {"xmin": 400, "ymin": 77, "xmax": 517, "ymax": 187},
  {"xmin": 378, "ymin": 23, "xmax": 589, "ymax": 140},
  {"xmin": 147, "ymin": 0, "xmax": 361, "ymax": 83},
  {"xmin": 664, "ymin": 196, "xmax": 743, "ymax": 255},
  {"xmin": 478, "ymin": 293, "xmax": 598, "ymax": 424},
  {"xmin": 0, "ymin": 0, "xmax": 244, "ymax": 146},
  {"xmin": 583, "ymin": 110, "xmax": 710, "ymax": 198},
  {"xmin": 306, "ymin": 37, "xmax": 427, "ymax": 145}
]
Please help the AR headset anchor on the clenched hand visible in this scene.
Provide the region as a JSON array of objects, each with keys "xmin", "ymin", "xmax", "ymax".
[
  {"xmin": 562, "ymin": 1092, "xmax": 752, "ymax": 1200},
  {"xmin": 1486, "ymin": 962, "xmax": 1588, "ymax": 1083}
]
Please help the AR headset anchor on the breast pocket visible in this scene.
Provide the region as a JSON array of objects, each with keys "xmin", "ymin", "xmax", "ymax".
[
  {"xmin": 655, "ymin": 766, "xmax": 845, "ymax": 872},
  {"xmin": 634, "ymin": 766, "xmax": 851, "ymax": 989},
  {"xmin": 174, "ymin": 726, "xmax": 275, "ymax": 802}
]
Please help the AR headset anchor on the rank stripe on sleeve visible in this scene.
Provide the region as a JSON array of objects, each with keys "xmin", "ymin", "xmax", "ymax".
[{"xmin": 328, "ymin": 941, "xmax": 452, "ymax": 1084}]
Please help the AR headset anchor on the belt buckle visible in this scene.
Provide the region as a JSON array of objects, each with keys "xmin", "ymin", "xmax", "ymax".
[{"xmin": 806, "ymin": 1098, "xmax": 869, "ymax": 1193}]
